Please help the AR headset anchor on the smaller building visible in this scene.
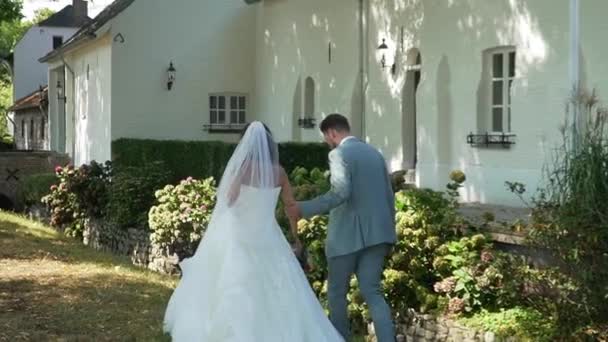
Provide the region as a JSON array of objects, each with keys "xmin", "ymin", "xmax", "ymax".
[
  {"xmin": 8, "ymin": 86, "xmax": 49, "ymax": 151},
  {"xmin": 12, "ymin": 0, "xmax": 90, "ymax": 101}
]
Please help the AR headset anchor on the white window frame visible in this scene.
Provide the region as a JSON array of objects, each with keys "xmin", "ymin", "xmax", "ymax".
[
  {"xmin": 208, "ymin": 92, "xmax": 247, "ymax": 130},
  {"xmin": 486, "ymin": 46, "xmax": 516, "ymax": 133}
]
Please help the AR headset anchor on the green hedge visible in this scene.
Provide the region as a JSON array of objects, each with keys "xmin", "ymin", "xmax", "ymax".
[
  {"xmin": 112, "ymin": 139, "xmax": 329, "ymax": 182},
  {"xmin": 17, "ymin": 173, "xmax": 57, "ymax": 206}
]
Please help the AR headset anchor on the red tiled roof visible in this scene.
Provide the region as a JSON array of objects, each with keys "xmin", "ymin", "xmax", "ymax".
[{"xmin": 8, "ymin": 86, "xmax": 48, "ymax": 112}]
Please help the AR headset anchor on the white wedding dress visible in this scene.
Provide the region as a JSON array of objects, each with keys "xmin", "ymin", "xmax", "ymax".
[{"xmin": 163, "ymin": 184, "xmax": 344, "ymax": 341}]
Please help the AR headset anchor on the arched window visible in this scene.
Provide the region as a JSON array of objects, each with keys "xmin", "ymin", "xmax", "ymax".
[
  {"xmin": 484, "ymin": 46, "xmax": 516, "ymax": 132},
  {"xmin": 304, "ymin": 77, "xmax": 315, "ymax": 119}
]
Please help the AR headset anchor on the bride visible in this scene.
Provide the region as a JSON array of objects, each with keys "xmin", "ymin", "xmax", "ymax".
[{"xmin": 163, "ymin": 121, "xmax": 344, "ymax": 341}]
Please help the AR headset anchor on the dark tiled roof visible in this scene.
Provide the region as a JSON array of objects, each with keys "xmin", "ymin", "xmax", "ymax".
[
  {"xmin": 37, "ymin": 5, "xmax": 91, "ymax": 28},
  {"xmin": 39, "ymin": 0, "xmax": 136, "ymax": 62},
  {"xmin": 8, "ymin": 86, "xmax": 48, "ymax": 112}
]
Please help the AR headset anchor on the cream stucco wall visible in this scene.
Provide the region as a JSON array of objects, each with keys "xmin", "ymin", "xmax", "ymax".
[
  {"xmin": 255, "ymin": 0, "xmax": 597, "ymax": 206},
  {"xmin": 49, "ymin": 35, "xmax": 112, "ymax": 165},
  {"xmin": 254, "ymin": 0, "xmax": 363, "ymax": 143},
  {"xmin": 109, "ymin": 0, "xmax": 257, "ymax": 143},
  {"xmin": 71, "ymin": 36, "xmax": 112, "ymax": 165}
]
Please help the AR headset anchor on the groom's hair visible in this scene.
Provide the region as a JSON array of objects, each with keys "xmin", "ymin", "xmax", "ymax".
[{"xmin": 320, "ymin": 114, "xmax": 350, "ymax": 133}]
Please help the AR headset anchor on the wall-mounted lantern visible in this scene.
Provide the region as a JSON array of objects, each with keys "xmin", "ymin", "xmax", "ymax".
[
  {"xmin": 377, "ymin": 38, "xmax": 396, "ymax": 75},
  {"xmin": 56, "ymin": 80, "xmax": 66, "ymax": 102},
  {"xmin": 167, "ymin": 61, "xmax": 176, "ymax": 90}
]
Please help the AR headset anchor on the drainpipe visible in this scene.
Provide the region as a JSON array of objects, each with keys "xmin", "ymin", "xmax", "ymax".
[
  {"xmin": 358, "ymin": 0, "xmax": 367, "ymax": 139},
  {"xmin": 569, "ymin": 0, "xmax": 580, "ymax": 148},
  {"xmin": 59, "ymin": 55, "xmax": 75, "ymax": 157}
]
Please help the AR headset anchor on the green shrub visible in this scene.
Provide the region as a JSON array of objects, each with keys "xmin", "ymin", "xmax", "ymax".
[
  {"xmin": 41, "ymin": 161, "xmax": 112, "ymax": 238},
  {"xmin": 507, "ymin": 90, "xmax": 608, "ymax": 333},
  {"xmin": 149, "ymin": 177, "xmax": 216, "ymax": 260},
  {"xmin": 106, "ymin": 162, "xmax": 171, "ymax": 230},
  {"xmin": 42, "ymin": 170, "xmax": 78, "ymax": 232},
  {"xmin": 459, "ymin": 307, "xmax": 557, "ymax": 341},
  {"xmin": 18, "ymin": 173, "xmax": 57, "ymax": 206},
  {"xmin": 112, "ymin": 138, "xmax": 329, "ymax": 182}
]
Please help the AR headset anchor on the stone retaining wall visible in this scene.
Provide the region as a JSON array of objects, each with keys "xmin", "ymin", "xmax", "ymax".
[
  {"xmin": 81, "ymin": 218, "xmax": 180, "ymax": 275},
  {"xmin": 0, "ymin": 151, "xmax": 69, "ymax": 209},
  {"xmin": 368, "ymin": 310, "xmax": 517, "ymax": 342}
]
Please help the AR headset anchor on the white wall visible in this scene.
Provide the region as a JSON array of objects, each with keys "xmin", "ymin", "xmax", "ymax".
[
  {"xmin": 72, "ymin": 36, "xmax": 112, "ymax": 165},
  {"xmin": 256, "ymin": 0, "xmax": 590, "ymax": 206},
  {"xmin": 53, "ymin": 35, "xmax": 112, "ymax": 165},
  {"xmin": 13, "ymin": 25, "xmax": 78, "ymax": 99},
  {"xmin": 254, "ymin": 0, "xmax": 362, "ymax": 143},
  {"xmin": 369, "ymin": 0, "xmax": 573, "ymax": 206},
  {"xmin": 580, "ymin": 2, "xmax": 608, "ymax": 99},
  {"xmin": 109, "ymin": 0, "xmax": 257, "ymax": 143}
]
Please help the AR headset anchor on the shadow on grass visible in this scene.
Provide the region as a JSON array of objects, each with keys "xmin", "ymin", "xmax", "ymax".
[
  {"xmin": 0, "ymin": 214, "xmax": 150, "ymax": 271},
  {"xmin": 0, "ymin": 212, "xmax": 175, "ymax": 341},
  {"xmin": 0, "ymin": 272, "xmax": 173, "ymax": 341}
]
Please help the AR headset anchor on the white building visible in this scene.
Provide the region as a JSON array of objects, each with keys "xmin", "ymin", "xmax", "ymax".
[
  {"xmin": 42, "ymin": 0, "xmax": 608, "ymax": 206},
  {"xmin": 13, "ymin": 0, "xmax": 90, "ymax": 100},
  {"xmin": 10, "ymin": 0, "xmax": 90, "ymax": 150}
]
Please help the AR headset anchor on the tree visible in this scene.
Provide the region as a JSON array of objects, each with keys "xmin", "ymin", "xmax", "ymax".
[
  {"xmin": 32, "ymin": 8, "xmax": 55, "ymax": 25},
  {"xmin": 0, "ymin": 0, "xmax": 22, "ymax": 25}
]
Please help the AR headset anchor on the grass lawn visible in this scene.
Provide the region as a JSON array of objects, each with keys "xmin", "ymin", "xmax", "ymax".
[
  {"xmin": 0, "ymin": 211, "xmax": 177, "ymax": 341},
  {"xmin": 0, "ymin": 211, "xmax": 371, "ymax": 342}
]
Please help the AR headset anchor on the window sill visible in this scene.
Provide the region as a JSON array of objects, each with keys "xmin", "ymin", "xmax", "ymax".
[
  {"xmin": 202, "ymin": 123, "xmax": 247, "ymax": 134},
  {"xmin": 467, "ymin": 132, "xmax": 516, "ymax": 148}
]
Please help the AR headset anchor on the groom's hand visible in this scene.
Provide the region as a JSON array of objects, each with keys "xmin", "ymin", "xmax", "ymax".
[{"xmin": 285, "ymin": 203, "xmax": 301, "ymax": 221}]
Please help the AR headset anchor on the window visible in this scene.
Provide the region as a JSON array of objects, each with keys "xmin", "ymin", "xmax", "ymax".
[
  {"xmin": 21, "ymin": 119, "xmax": 25, "ymax": 138},
  {"xmin": 53, "ymin": 36, "xmax": 63, "ymax": 49},
  {"xmin": 488, "ymin": 47, "xmax": 516, "ymax": 132},
  {"xmin": 30, "ymin": 119, "xmax": 35, "ymax": 140},
  {"xmin": 208, "ymin": 93, "xmax": 247, "ymax": 130},
  {"xmin": 40, "ymin": 118, "xmax": 45, "ymax": 140},
  {"xmin": 304, "ymin": 77, "xmax": 315, "ymax": 119}
]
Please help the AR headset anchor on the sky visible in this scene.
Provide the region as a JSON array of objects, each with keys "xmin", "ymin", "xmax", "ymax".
[{"xmin": 22, "ymin": 0, "xmax": 114, "ymax": 20}]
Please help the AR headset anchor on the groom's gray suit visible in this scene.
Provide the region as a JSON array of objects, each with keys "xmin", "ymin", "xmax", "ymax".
[{"xmin": 298, "ymin": 137, "xmax": 396, "ymax": 342}]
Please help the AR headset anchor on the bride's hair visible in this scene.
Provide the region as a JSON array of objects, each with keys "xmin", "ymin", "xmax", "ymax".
[
  {"xmin": 241, "ymin": 122, "xmax": 278, "ymax": 163},
  {"xmin": 241, "ymin": 122, "xmax": 272, "ymax": 138}
]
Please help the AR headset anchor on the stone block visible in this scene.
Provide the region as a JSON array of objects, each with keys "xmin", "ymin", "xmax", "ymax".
[{"xmin": 483, "ymin": 331, "xmax": 496, "ymax": 342}]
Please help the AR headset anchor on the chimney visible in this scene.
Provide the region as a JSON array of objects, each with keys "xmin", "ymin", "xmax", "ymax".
[{"xmin": 73, "ymin": 0, "xmax": 88, "ymax": 23}]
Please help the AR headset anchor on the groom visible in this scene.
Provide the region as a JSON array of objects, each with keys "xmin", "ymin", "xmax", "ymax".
[{"xmin": 288, "ymin": 114, "xmax": 397, "ymax": 342}]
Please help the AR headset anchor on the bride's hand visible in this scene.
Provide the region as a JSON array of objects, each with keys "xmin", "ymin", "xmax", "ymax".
[{"xmin": 293, "ymin": 237, "xmax": 303, "ymax": 253}]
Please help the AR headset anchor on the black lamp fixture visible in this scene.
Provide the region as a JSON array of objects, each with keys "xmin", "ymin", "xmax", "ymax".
[
  {"xmin": 56, "ymin": 80, "xmax": 66, "ymax": 102},
  {"xmin": 167, "ymin": 61, "xmax": 176, "ymax": 90},
  {"xmin": 377, "ymin": 38, "xmax": 396, "ymax": 75}
]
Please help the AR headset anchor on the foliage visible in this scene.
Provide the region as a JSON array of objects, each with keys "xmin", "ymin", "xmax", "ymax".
[
  {"xmin": 106, "ymin": 162, "xmax": 172, "ymax": 230},
  {"xmin": 17, "ymin": 173, "xmax": 56, "ymax": 206},
  {"xmin": 112, "ymin": 138, "xmax": 329, "ymax": 182},
  {"xmin": 506, "ymin": 90, "xmax": 608, "ymax": 332},
  {"xmin": 41, "ymin": 168, "xmax": 78, "ymax": 232},
  {"xmin": 433, "ymin": 240, "xmax": 524, "ymax": 315},
  {"xmin": 42, "ymin": 162, "xmax": 112, "ymax": 237},
  {"xmin": 149, "ymin": 177, "xmax": 216, "ymax": 260},
  {"xmin": 277, "ymin": 167, "xmax": 330, "ymax": 281},
  {"xmin": 0, "ymin": 0, "xmax": 21, "ymax": 26},
  {"xmin": 385, "ymin": 173, "xmax": 467, "ymax": 317},
  {"xmin": 459, "ymin": 307, "xmax": 557, "ymax": 342}
]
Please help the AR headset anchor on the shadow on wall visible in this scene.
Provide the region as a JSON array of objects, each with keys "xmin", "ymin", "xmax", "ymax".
[
  {"xmin": 292, "ymin": 76, "xmax": 302, "ymax": 142},
  {"xmin": 436, "ymin": 54, "xmax": 453, "ymax": 166},
  {"xmin": 350, "ymin": 72, "xmax": 364, "ymax": 138},
  {"xmin": 401, "ymin": 48, "xmax": 421, "ymax": 170}
]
